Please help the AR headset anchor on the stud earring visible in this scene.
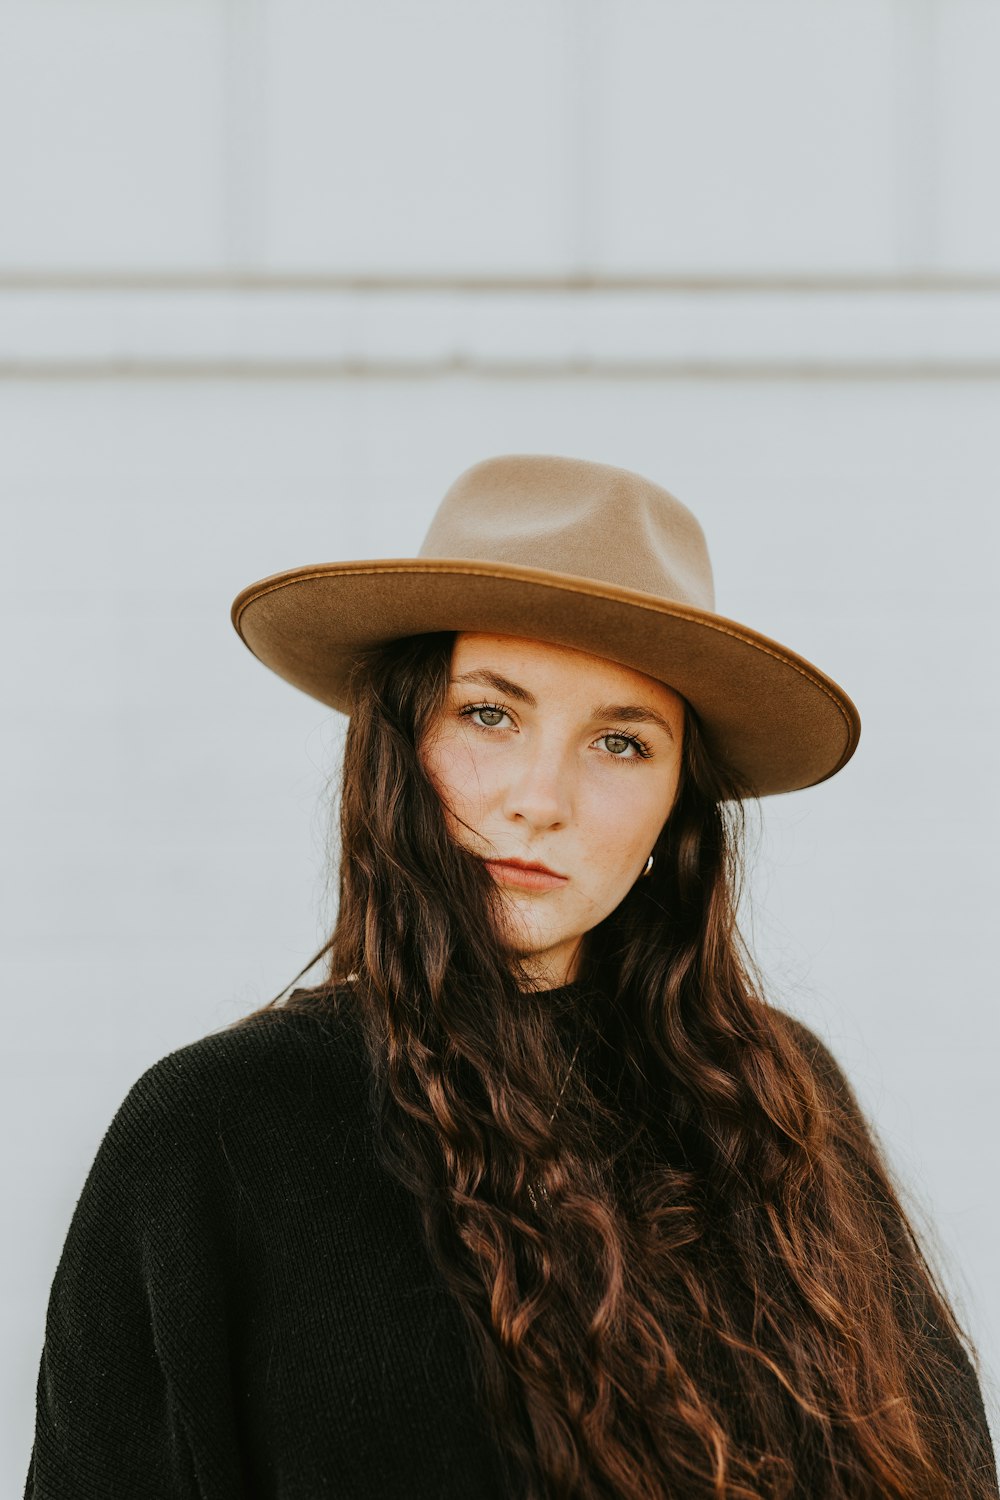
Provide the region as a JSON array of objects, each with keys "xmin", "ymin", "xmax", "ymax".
[{"xmin": 641, "ymin": 854, "xmax": 654, "ymax": 878}]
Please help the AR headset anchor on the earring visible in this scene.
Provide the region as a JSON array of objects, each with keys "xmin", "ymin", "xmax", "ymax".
[{"xmin": 641, "ymin": 853, "xmax": 654, "ymax": 878}]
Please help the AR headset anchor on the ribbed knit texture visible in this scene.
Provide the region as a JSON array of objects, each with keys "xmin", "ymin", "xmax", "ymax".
[{"xmin": 25, "ymin": 985, "xmax": 998, "ymax": 1498}]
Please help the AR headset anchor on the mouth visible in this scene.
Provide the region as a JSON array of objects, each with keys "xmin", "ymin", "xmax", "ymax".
[{"xmin": 482, "ymin": 857, "xmax": 569, "ymax": 891}]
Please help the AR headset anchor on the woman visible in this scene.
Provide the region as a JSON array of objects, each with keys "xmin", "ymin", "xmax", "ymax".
[{"xmin": 25, "ymin": 454, "xmax": 997, "ymax": 1499}]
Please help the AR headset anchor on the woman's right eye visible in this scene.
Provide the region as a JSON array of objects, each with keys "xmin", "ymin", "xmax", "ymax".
[{"xmin": 459, "ymin": 702, "xmax": 513, "ymax": 730}]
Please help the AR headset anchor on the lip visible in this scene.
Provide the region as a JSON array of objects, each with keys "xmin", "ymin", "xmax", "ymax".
[{"xmin": 482, "ymin": 858, "xmax": 569, "ymax": 891}]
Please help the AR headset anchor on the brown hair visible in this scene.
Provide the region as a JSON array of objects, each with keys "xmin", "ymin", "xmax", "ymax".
[{"xmin": 231, "ymin": 630, "xmax": 995, "ymax": 1499}]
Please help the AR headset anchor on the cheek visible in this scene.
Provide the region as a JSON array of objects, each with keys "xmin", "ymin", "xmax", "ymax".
[
  {"xmin": 580, "ymin": 773, "xmax": 673, "ymax": 861},
  {"xmin": 423, "ymin": 733, "xmax": 493, "ymax": 814}
]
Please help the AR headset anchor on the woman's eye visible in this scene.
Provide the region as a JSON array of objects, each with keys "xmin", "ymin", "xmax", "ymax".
[
  {"xmin": 460, "ymin": 703, "xmax": 513, "ymax": 730},
  {"xmin": 474, "ymin": 707, "xmax": 507, "ymax": 728},
  {"xmin": 601, "ymin": 733, "xmax": 653, "ymax": 760},
  {"xmin": 460, "ymin": 705, "xmax": 652, "ymax": 762}
]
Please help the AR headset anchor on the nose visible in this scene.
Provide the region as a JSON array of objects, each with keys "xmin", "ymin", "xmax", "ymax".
[{"xmin": 500, "ymin": 738, "xmax": 574, "ymax": 831}]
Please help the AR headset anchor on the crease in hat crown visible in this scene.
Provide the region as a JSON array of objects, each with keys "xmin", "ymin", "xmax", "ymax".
[{"xmin": 417, "ymin": 454, "xmax": 716, "ymax": 611}]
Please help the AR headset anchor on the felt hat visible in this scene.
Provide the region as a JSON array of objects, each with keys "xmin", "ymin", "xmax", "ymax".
[{"xmin": 230, "ymin": 453, "xmax": 860, "ymax": 798}]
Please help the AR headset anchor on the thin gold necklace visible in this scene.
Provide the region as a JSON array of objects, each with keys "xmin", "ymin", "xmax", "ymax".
[{"xmin": 526, "ymin": 1035, "xmax": 583, "ymax": 1212}]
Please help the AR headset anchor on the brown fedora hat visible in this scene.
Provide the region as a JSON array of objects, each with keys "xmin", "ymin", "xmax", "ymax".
[{"xmin": 230, "ymin": 453, "xmax": 860, "ymax": 798}]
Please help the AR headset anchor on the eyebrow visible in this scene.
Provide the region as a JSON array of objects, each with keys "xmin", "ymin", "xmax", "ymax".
[{"xmin": 450, "ymin": 668, "xmax": 676, "ymax": 740}]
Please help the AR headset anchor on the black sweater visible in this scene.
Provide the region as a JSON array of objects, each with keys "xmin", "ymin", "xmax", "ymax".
[{"xmin": 24, "ymin": 983, "xmax": 998, "ymax": 1498}]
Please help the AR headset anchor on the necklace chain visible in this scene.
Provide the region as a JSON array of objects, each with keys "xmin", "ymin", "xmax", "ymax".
[
  {"xmin": 546, "ymin": 1036, "xmax": 582, "ymax": 1125},
  {"xmin": 526, "ymin": 1036, "xmax": 583, "ymax": 1213}
]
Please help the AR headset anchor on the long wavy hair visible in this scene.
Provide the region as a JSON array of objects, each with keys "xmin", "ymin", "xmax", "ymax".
[{"xmin": 231, "ymin": 630, "xmax": 995, "ymax": 1500}]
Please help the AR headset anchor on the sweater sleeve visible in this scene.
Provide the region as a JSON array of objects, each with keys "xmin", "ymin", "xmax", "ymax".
[
  {"xmin": 780, "ymin": 1012, "xmax": 999, "ymax": 1494},
  {"xmin": 24, "ymin": 1054, "xmax": 245, "ymax": 1500}
]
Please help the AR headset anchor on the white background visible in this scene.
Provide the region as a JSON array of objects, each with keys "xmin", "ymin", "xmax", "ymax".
[{"xmin": 3, "ymin": 0, "xmax": 999, "ymax": 1485}]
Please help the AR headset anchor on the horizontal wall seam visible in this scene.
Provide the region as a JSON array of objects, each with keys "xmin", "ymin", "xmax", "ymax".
[
  {"xmin": 3, "ymin": 358, "xmax": 1000, "ymax": 381},
  {"xmin": 2, "ymin": 272, "xmax": 1000, "ymax": 294}
]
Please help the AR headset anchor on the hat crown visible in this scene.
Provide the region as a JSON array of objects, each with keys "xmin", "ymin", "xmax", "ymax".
[{"xmin": 417, "ymin": 453, "xmax": 715, "ymax": 611}]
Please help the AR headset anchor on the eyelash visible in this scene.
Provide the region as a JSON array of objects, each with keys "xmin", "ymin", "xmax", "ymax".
[{"xmin": 458, "ymin": 701, "xmax": 654, "ymax": 763}]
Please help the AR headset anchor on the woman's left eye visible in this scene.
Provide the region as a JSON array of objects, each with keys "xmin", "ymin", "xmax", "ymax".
[
  {"xmin": 458, "ymin": 703, "xmax": 652, "ymax": 761},
  {"xmin": 600, "ymin": 732, "xmax": 648, "ymax": 759}
]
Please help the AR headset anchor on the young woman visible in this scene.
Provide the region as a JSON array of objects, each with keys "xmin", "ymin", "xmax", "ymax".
[{"xmin": 26, "ymin": 454, "xmax": 997, "ymax": 1499}]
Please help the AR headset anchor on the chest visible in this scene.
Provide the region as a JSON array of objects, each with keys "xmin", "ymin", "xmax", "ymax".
[{"xmin": 221, "ymin": 1109, "xmax": 512, "ymax": 1499}]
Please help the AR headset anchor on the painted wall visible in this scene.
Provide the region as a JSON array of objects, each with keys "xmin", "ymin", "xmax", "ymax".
[{"xmin": 4, "ymin": 0, "xmax": 998, "ymax": 1483}]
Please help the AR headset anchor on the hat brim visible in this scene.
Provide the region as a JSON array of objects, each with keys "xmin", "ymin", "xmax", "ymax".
[{"xmin": 230, "ymin": 558, "xmax": 860, "ymax": 799}]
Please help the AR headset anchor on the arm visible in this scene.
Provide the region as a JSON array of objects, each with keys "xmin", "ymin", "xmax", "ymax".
[
  {"xmin": 24, "ymin": 1058, "xmax": 242, "ymax": 1499},
  {"xmin": 781, "ymin": 1012, "xmax": 999, "ymax": 1492}
]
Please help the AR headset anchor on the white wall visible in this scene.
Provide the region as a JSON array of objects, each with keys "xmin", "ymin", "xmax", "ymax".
[{"xmin": 4, "ymin": 0, "xmax": 998, "ymax": 1485}]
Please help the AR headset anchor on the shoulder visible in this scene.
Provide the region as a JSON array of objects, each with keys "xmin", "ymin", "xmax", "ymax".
[
  {"xmin": 768, "ymin": 1004, "xmax": 839, "ymax": 1057},
  {"xmin": 766, "ymin": 1006, "xmax": 897, "ymax": 1182},
  {"xmin": 91, "ymin": 991, "xmax": 368, "ymax": 1193},
  {"xmin": 134, "ymin": 991, "xmax": 354, "ymax": 1092},
  {"xmin": 47, "ymin": 989, "xmax": 376, "ymax": 1291},
  {"xmin": 768, "ymin": 1006, "xmax": 866, "ymax": 1114}
]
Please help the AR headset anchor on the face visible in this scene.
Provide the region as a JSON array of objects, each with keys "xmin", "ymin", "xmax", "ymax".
[{"xmin": 419, "ymin": 632, "xmax": 685, "ymax": 990}]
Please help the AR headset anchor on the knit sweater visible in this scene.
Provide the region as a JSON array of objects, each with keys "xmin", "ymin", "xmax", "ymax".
[{"xmin": 24, "ymin": 982, "xmax": 998, "ymax": 1499}]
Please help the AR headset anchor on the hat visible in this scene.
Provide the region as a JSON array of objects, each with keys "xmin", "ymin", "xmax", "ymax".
[{"xmin": 230, "ymin": 453, "xmax": 860, "ymax": 798}]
